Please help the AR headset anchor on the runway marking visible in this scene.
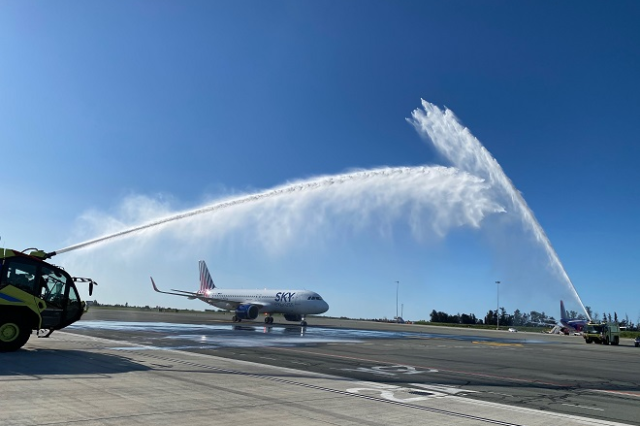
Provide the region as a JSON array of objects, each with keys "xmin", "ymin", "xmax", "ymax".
[
  {"xmin": 562, "ymin": 404, "xmax": 604, "ymax": 412},
  {"xmin": 339, "ymin": 364, "xmax": 437, "ymax": 376},
  {"xmin": 346, "ymin": 383, "xmax": 447, "ymax": 402},
  {"xmin": 340, "ymin": 367, "xmax": 396, "ymax": 376},
  {"xmin": 411, "ymin": 383, "xmax": 477, "ymax": 396},
  {"xmin": 270, "ymin": 347, "xmax": 572, "ymax": 387},
  {"xmin": 473, "ymin": 341, "xmax": 523, "ymax": 347},
  {"xmin": 587, "ymin": 389, "xmax": 640, "ymax": 398}
]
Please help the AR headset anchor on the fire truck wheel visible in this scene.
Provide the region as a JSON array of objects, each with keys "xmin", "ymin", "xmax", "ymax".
[{"xmin": 0, "ymin": 317, "xmax": 31, "ymax": 352}]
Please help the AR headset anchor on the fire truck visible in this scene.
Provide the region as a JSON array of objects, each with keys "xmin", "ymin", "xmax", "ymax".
[
  {"xmin": 582, "ymin": 321, "xmax": 620, "ymax": 345},
  {"xmin": 0, "ymin": 248, "xmax": 96, "ymax": 351}
]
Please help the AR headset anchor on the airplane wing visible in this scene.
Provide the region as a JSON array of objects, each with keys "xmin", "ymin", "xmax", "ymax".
[
  {"xmin": 150, "ymin": 277, "xmax": 204, "ymax": 299},
  {"xmin": 526, "ymin": 320, "xmax": 557, "ymax": 327},
  {"xmin": 150, "ymin": 277, "xmax": 267, "ymax": 309}
]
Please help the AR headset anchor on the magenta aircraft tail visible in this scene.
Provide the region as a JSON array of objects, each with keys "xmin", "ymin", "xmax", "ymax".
[
  {"xmin": 560, "ymin": 300, "xmax": 568, "ymax": 321},
  {"xmin": 559, "ymin": 300, "xmax": 588, "ymax": 333},
  {"xmin": 199, "ymin": 260, "xmax": 216, "ymax": 293}
]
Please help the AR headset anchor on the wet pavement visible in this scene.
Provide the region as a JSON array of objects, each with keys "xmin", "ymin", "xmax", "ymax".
[{"xmin": 67, "ymin": 319, "xmax": 551, "ymax": 351}]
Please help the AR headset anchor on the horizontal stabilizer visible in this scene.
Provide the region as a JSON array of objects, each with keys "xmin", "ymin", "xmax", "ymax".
[{"xmin": 171, "ymin": 289, "xmax": 199, "ymax": 294}]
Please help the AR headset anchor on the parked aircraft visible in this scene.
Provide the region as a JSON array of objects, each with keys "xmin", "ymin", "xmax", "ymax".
[
  {"xmin": 526, "ymin": 301, "xmax": 589, "ymax": 334},
  {"xmin": 151, "ymin": 261, "xmax": 329, "ymax": 326}
]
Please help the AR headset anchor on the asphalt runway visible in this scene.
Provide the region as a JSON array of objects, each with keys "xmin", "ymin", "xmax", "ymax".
[
  {"xmin": 70, "ymin": 308, "xmax": 640, "ymax": 425},
  {"xmin": 4, "ymin": 308, "xmax": 639, "ymax": 425}
]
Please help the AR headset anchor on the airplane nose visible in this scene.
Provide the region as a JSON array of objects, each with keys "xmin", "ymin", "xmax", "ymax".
[{"xmin": 320, "ymin": 300, "xmax": 329, "ymax": 313}]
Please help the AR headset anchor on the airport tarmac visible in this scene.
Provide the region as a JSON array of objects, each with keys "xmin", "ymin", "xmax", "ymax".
[{"xmin": 2, "ymin": 308, "xmax": 638, "ymax": 426}]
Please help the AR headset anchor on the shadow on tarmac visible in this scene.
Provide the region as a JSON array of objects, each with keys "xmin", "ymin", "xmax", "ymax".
[{"xmin": 0, "ymin": 349, "xmax": 151, "ymax": 377}]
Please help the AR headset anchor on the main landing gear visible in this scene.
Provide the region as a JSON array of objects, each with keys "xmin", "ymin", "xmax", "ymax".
[
  {"xmin": 231, "ymin": 315, "xmax": 242, "ymax": 322},
  {"xmin": 263, "ymin": 314, "xmax": 307, "ymax": 326}
]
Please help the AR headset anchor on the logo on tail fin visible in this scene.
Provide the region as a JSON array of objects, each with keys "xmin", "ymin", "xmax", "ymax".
[{"xmin": 199, "ymin": 260, "xmax": 216, "ymax": 293}]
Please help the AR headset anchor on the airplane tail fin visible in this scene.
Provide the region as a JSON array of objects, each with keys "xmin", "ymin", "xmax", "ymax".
[
  {"xmin": 199, "ymin": 260, "xmax": 216, "ymax": 293},
  {"xmin": 560, "ymin": 300, "xmax": 568, "ymax": 321}
]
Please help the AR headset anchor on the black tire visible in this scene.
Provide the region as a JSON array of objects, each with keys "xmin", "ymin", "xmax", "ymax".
[
  {"xmin": 612, "ymin": 337, "xmax": 619, "ymax": 346},
  {"xmin": 585, "ymin": 338, "xmax": 592, "ymax": 344},
  {"xmin": 0, "ymin": 317, "xmax": 31, "ymax": 352}
]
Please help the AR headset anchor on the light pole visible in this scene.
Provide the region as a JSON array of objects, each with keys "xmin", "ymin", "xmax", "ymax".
[
  {"xmin": 495, "ymin": 281, "xmax": 500, "ymax": 330},
  {"xmin": 395, "ymin": 281, "xmax": 400, "ymax": 320}
]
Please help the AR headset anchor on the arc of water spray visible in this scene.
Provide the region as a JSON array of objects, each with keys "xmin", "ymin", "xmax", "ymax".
[
  {"xmin": 408, "ymin": 100, "xmax": 590, "ymax": 319},
  {"xmin": 51, "ymin": 165, "xmax": 496, "ymax": 256}
]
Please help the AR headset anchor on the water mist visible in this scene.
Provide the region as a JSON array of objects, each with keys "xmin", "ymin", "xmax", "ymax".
[
  {"xmin": 55, "ymin": 165, "xmax": 504, "ymax": 255},
  {"xmin": 408, "ymin": 100, "xmax": 590, "ymax": 319}
]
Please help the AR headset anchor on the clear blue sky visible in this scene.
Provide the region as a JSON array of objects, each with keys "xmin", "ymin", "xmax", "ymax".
[{"xmin": 1, "ymin": 1, "xmax": 639, "ymax": 323}]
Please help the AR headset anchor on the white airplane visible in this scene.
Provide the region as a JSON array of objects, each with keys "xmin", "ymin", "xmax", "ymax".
[{"xmin": 150, "ymin": 261, "xmax": 329, "ymax": 326}]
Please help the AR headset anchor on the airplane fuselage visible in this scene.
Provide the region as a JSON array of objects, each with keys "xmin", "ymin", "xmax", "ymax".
[
  {"xmin": 203, "ymin": 288, "xmax": 329, "ymax": 315},
  {"xmin": 150, "ymin": 260, "xmax": 329, "ymax": 325}
]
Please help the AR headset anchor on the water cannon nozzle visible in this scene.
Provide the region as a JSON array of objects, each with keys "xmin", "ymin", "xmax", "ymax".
[{"xmin": 27, "ymin": 249, "xmax": 48, "ymax": 259}]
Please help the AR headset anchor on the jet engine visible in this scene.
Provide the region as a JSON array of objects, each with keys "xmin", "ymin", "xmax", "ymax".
[{"xmin": 235, "ymin": 304, "xmax": 259, "ymax": 320}]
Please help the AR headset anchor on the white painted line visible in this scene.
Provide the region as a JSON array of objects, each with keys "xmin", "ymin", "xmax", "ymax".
[
  {"xmin": 486, "ymin": 391, "xmax": 514, "ymax": 398},
  {"xmin": 562, "ymin": 404, "xmax": 604, "ymax": 412},
  {"xmin": 588, "ymin": 389, "xmax": 640, "ymax": 398}
]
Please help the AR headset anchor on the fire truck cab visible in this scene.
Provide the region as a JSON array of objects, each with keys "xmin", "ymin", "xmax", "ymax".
[{"xmin": 0, "ymin": 249, "xmax": 93, "ymax": 351}]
